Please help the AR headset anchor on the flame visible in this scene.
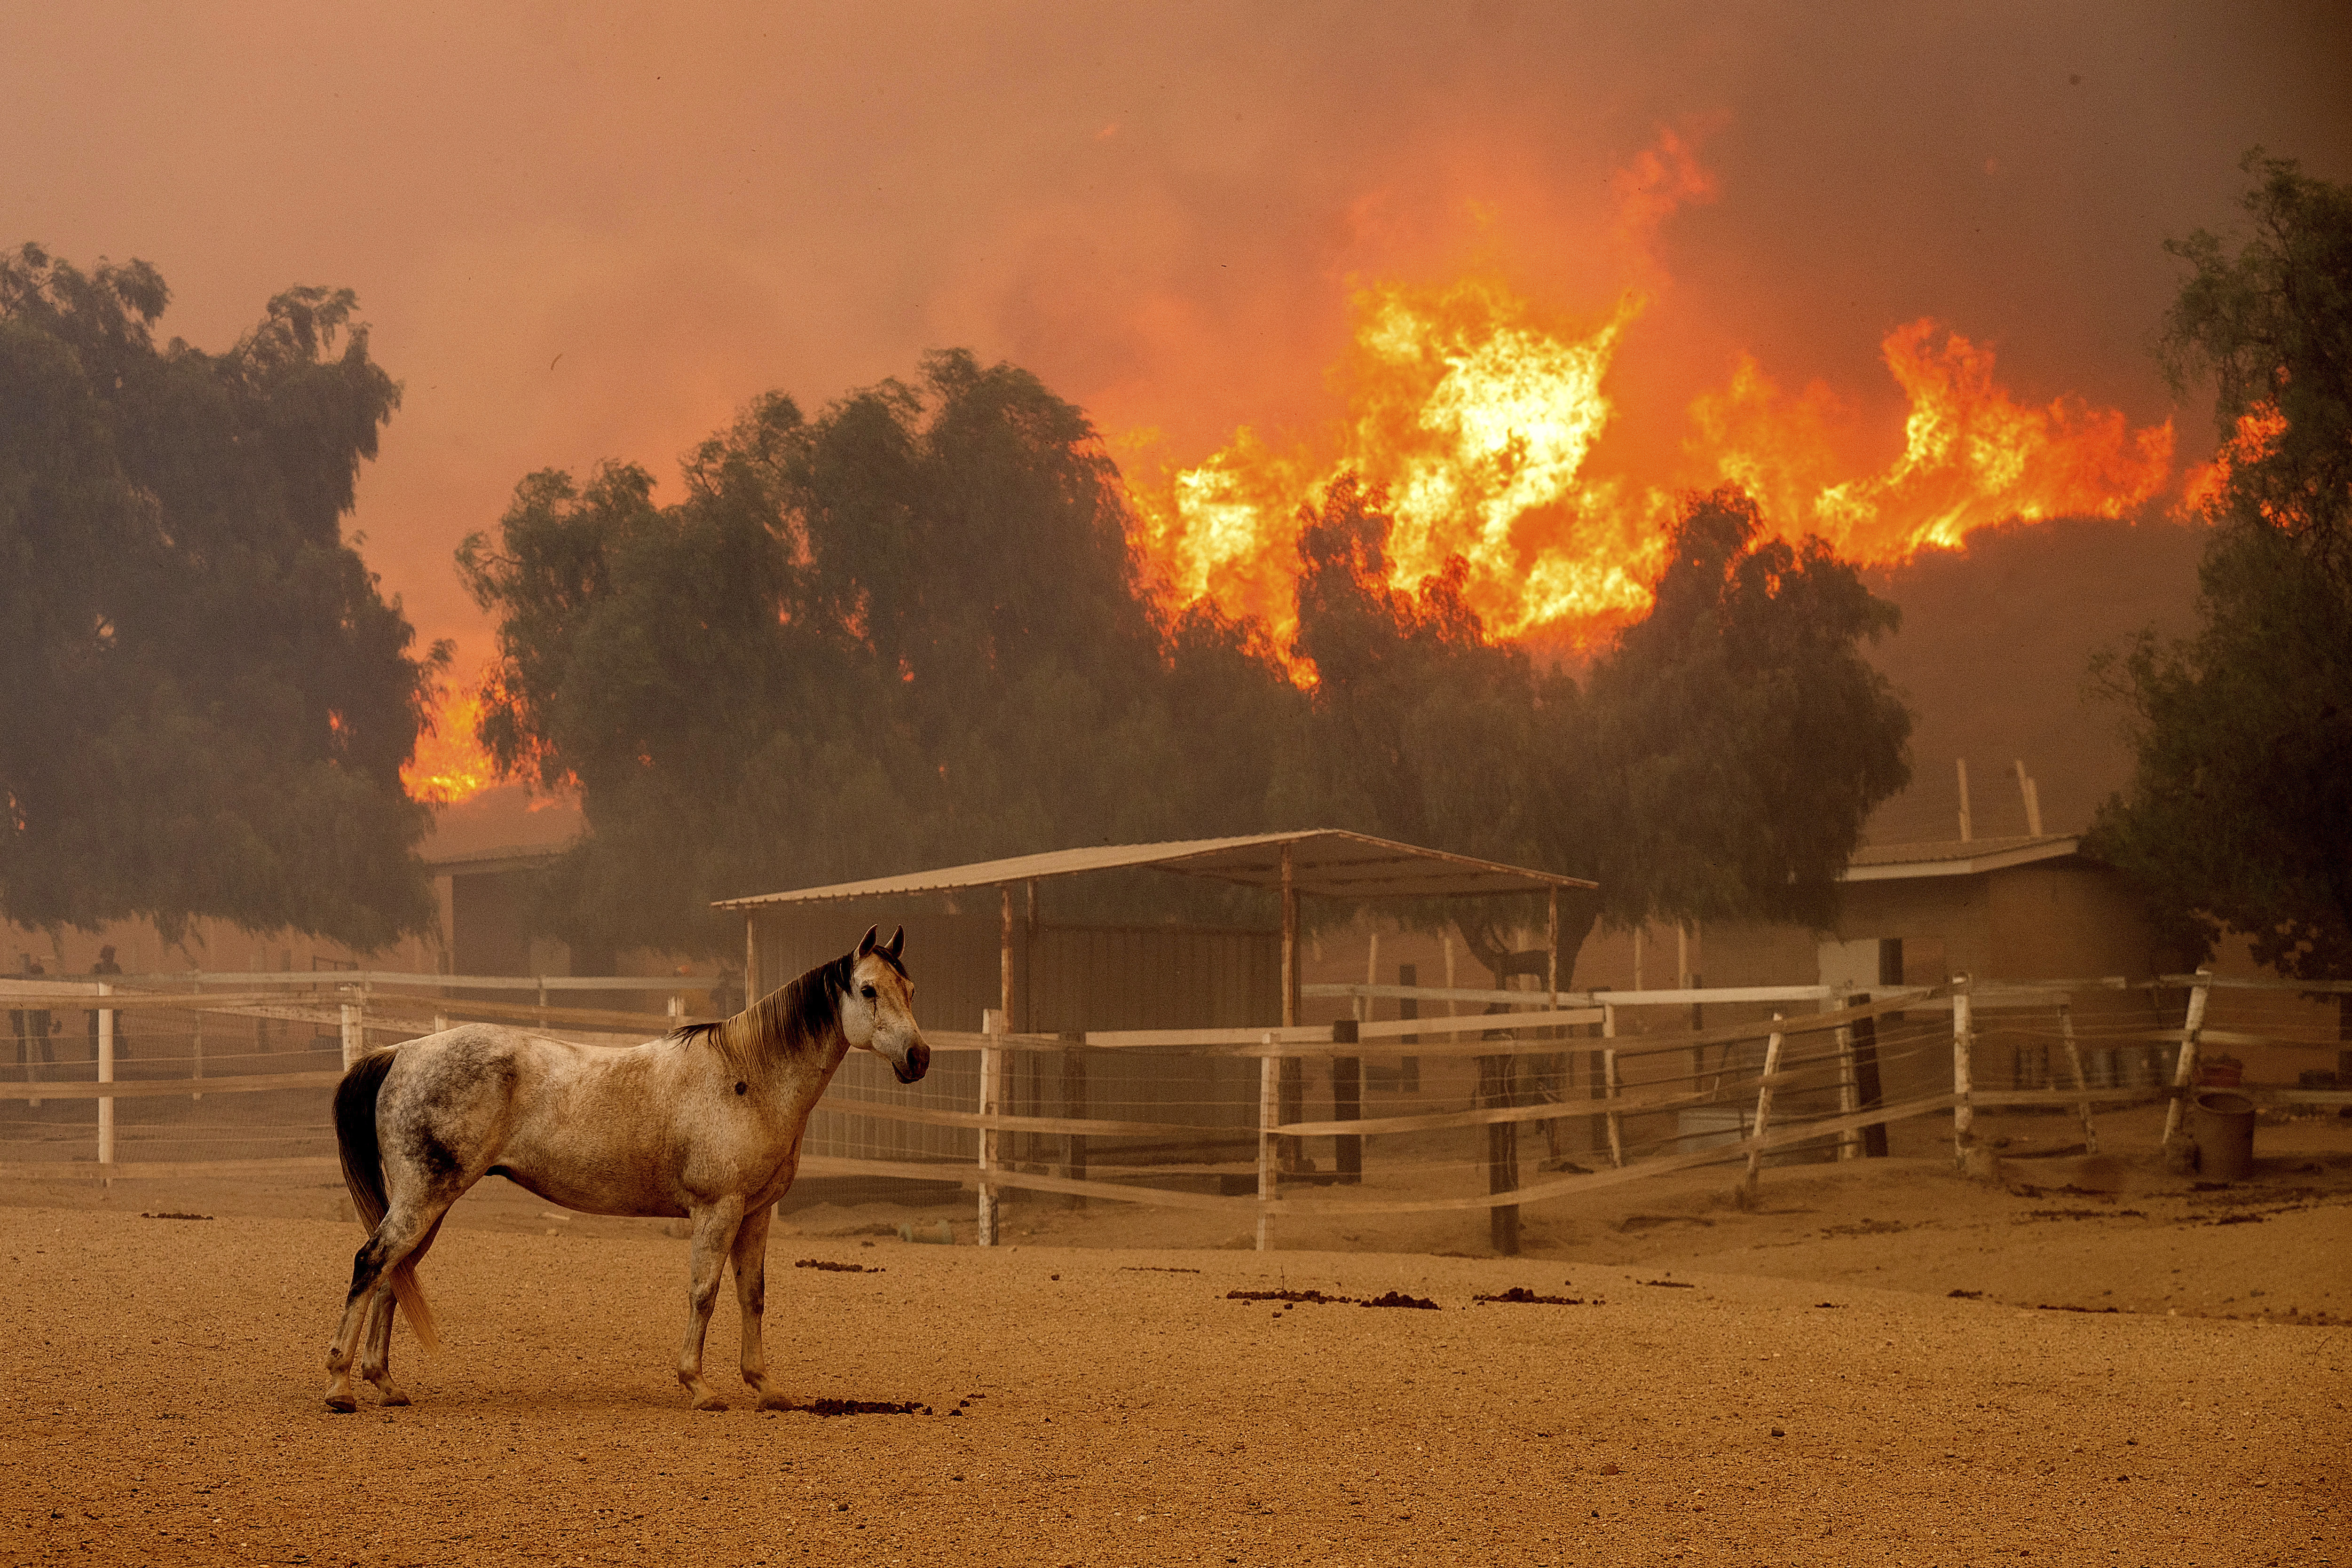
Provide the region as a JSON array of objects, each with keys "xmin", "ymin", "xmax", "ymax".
[
  {"xmin": 403, "ymin": 686, "xmax": 497, "ymax": 805},
  {"xmin": 2176, "ymin": 403, "xmax": 2286, "ymax": 518},
  {"xmin": 1695, "ymin": 320, "xmax": 2175, "ymax": 555},
  {"xmin": 1134, "ymin": 280, "xmax": 1673, "ymax": 651},
  {"xmin": 1130, "ymin": 282, "xmax": 2177, "ymax": 662}
]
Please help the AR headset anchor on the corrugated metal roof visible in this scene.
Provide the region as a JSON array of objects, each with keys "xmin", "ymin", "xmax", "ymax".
[
  {"xmin": 1842, "ymin": 834, "xmax": 2079, "ymax": 882},
  {"xmin": 714, "ymin": 829, "xmax": 1594, "ymax": 909}
]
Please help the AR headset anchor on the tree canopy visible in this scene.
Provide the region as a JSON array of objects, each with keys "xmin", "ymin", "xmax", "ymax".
[
  {"xmin": 460, "ymin": 351, "xmax": 1302, "ymax": 954},
  {"xmin": 0, "ymin": 245, "xmax": 441, "ymax": 950},
  {"xmin": 2092, "ymin": 153, "xmax": 2352, "ymax": 982},
  {"xmin": 467, "ymin": 355, "xmax": 1913, "ymax": 976},
  {"xmin": 1285, "ymin": 479, "xmax": 1910, "ymax": 976}
]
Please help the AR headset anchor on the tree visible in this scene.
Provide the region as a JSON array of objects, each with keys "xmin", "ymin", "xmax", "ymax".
[
  {"xmin": 461, "ymin": 352, "xmax": 1303, "ymax": 957},
  {"xmin": 1579, "ymin": 485, "xmax": 1913, "ymax": 934},
  {"xmin": 0, "ymin": 245, "xmax": 441, "ymax": 950},
  {"xmin": 2092, "ymin": 153, "xmax": 2352, "ymax": 992},
  {"xmin": 1286, "ymin": 477, "xmax": 1911, "ymax": 982}
]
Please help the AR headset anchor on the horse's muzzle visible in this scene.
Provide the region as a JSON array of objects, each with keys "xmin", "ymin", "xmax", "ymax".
[{"xmin": 893, "ymin": 1040, "xmax": 931, "ymax": 1085}]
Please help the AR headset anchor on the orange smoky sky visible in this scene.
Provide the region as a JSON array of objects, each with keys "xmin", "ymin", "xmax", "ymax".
[{"xmin": 6, "ymin": 0, "xmax": 2348, "ymax": 686}]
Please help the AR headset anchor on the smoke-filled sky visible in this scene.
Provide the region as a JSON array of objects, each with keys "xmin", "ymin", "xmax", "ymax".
[{"xmin": 8, "ymin": 0, "xmax": 2347, "ymax": 676}]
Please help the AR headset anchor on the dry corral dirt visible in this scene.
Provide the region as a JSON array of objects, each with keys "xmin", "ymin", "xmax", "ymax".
[{"xmin": 2, "ymin": 1110, "xmax": 2348, "ymax": 1568}]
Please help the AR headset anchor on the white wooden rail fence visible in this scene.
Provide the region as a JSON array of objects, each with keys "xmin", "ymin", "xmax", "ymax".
[{"xmin": 5, "ymin": 970, "xmax": 2348, "ymax": 1239}]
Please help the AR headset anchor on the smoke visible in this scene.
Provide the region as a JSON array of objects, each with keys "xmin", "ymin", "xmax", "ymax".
[{"xmin": 4, "ymin": 0, "xmax": 2345, "ymax": 684}]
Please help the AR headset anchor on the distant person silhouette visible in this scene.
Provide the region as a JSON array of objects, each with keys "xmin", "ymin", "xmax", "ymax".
[{"xmin": 88, "ymin": 946, "xmax": 127, "ymax": 1061}]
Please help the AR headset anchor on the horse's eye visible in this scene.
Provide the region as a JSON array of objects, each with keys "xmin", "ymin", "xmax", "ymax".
[{"xmin": 860, "ymin": 985, "xmax": 877, "ymax": 1000}]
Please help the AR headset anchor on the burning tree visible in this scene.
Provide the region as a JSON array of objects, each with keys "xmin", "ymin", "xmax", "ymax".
[
  {"xmin": 2092, "ymin": 151, "xmax": 2352, "ymax": 1000},
  {"xmin": 1289, "ymin": 477, "xmax": 1910, "ymax": 981}
]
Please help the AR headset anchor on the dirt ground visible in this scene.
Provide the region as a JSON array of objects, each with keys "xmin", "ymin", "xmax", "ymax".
[{"xmin": 2, "ymin": 1107, "xmax": 2347, "ymax": 1567}]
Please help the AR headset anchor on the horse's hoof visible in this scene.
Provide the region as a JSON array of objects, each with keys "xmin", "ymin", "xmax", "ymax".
[
  {"xmin": 690, "ymin": 1391, "xmax": 729, "ymax": 1413},
  {"xmin": 756, "ymin": 1389, "xmax": 793, "ymax": 1412},
  {"xmin": 379, "ymin": 1388, "xmax": 411, "ymax": 1408},
  {"xmin": 324, "ymin": 1392, "xmax": 357, "ymax": 1414}
]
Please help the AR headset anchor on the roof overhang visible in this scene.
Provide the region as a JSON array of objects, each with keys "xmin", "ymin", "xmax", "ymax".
[
  {"xmin": 1840, "ymin": 834, "xmax": 2081, "ymax": 882},
  {"xmin": 715, "ymin": 829, "xmax": 1594, "ymax": 910}
]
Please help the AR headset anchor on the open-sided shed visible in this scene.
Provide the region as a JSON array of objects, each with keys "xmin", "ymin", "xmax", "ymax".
[{"xmin": 714, "ymin": 831, "xmax": 1594, "ymax": 1235}]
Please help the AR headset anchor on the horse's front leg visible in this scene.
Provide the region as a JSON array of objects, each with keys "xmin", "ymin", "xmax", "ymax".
[
  {"xmin": 728, "ymin": 1204, "xmax": 789, "ymax": 1410},
  {"xmin": 677, "ymin": 1196, "xmax": 746, "ymax": 1411}
]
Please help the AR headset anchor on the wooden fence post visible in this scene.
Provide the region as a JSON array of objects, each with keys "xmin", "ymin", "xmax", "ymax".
[
  {"xmin": 1256, "ymin": 1036, "xmax": 1278, "ymax": 1251},
  {"xmin": 978, "ymin": 1008, "xmax": 1003, "ymax": 1246},
  {"xmin": 1602, "ymin": 1004, "xmax": 1625, "ymax": 1168},
  {"xmin": 96, "ymin": 982, "xmax": 114, "ymax": 1172},
  {"xmin": 1742, "ymin": 1014, "xmax": 1786, "ymax": 1197},
  {"xmin": 1058, "ymin": 1032, "xmax": 1088, "ymax": 1205},
  {"xmin": 2160, "ymin": 969, "xmax": 2213, "ymax": 1150},
  {"xmin": 2059, "ymin": 1002, "xmax": 2099, "ymax": 1154},
  {"xmin": 1331, "ymin": 1017, "xmax": 1361, "ymax": 1183},
  {"xmin": 1951, "ymin": 973, "xmax": 1975, "ymax": 1167},
  {"xmin": 1833, "ymin": 993, "xmax": 1861, "ymax": 1161},
  {"xmin": 339, "ymin": 1001, "xmax": 359, "ymax": 1070}
]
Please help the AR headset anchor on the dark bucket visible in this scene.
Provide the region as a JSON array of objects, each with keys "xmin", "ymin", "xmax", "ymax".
[{"xmin": 2190, "ymin": 1090, "xmax": 2257, "ymax": 1182}]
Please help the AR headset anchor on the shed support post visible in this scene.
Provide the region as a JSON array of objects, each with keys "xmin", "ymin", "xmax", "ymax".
[
  {"xmin": 340, "ymin": 1001, "xmax": 359, "ymax": 1070},
  {"xmin": 745, "ymin": 914, "xmax": 759, "ymax": 1006},
  {"xmin": 2160, "ymin": 969, "xmax": 2213, "ymax": 1150},
  {"xmin": 1277, "ymin": 844, "xmax": 1302, "ymax": 1173}
]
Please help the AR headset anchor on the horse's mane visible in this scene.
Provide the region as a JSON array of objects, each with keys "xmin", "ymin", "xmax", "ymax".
[{"xmin": 671, "ymin": 943, "xmax": 903, "ymax": 1074}]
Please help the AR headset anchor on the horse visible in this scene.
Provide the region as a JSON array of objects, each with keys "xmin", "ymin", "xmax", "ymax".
[{"xmin": 322, "ymin": 924, "xmax": 928, "ymax": 1413}]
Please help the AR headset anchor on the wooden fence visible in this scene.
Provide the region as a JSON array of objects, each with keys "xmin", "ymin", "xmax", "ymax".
[{"xmin": 4, "ymin": 969, "xmax": 2346, "ymax": 1254}]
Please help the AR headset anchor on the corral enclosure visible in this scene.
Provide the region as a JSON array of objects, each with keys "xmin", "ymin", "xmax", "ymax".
[{"xmin": 5, "ymin": 830, "xmax": 2349, "ymax": 1259}]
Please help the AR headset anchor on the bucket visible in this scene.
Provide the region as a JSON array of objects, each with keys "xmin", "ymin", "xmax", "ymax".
[
  {"xmin": 1675, "ymin": 1106, "xmax": 1747, "ymax": 1152},
  {"xmin": 2189, "ymin": 1091, "xmax": 2257, "ymax": 1181},
  {"xmin": 2088, "ymin": 1048, "xmax": 2119, "ymax": 1089}
]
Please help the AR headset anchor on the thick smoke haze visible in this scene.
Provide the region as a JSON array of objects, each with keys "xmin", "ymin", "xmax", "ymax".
[{"xmin": 6, "ymin": 0, "xmax": 2346, "ymax": 681}]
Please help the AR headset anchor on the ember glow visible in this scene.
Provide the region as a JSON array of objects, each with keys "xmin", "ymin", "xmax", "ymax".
[
  {"xmin": 403, "ymin": 687, "xmax": 496, "ymax": 805},
  {"xmin": 1128, "ymin": 237, "xmax": 2178, "ymax": 658}
]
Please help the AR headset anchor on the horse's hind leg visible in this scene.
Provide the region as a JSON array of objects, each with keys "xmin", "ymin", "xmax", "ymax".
[
  {"xmin": 677, "ymin": 1196, "xmax": 746, "ymax": 1411},
  {"xmin": 326, "ymin": 1198, "xmax": 455, "ymax": 1412},
  {"xmin": 729, "ymin": 1205, "xmax": 789, "ymax": 1410},
  {"xmin": 361, "ymin": 1211, "xmax": 446, "ymax": 1406}
]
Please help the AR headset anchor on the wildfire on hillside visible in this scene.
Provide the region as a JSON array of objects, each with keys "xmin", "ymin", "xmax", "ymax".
[
  {"xmin": 1126, "ymin": 277, "xmax": 2179, "ymax": 661},
  {"xmin": 403, "ymin": 687, "xmax": 496, "ymax": 805}
]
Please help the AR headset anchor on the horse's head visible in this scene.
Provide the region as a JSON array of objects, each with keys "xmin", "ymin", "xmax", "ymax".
[{"xmin": 841, "ymin": 925, "xmax": 929, "ymax": 1084}]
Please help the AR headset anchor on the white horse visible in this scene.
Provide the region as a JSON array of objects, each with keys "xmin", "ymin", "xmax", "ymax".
[{"xmin": 323, "ymin": 925, "xmax": 928, "ymax": 1412}]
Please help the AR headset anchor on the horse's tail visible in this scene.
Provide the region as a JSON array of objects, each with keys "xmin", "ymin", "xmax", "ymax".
[{"xmin": 331, "ymin": 1048, "xmax": 441, "ymax": 1355}]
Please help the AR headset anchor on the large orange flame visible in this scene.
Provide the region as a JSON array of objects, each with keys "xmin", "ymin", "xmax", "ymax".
[
  {"xmin": 403, "ymin": 687, "xmax": 497, "ymax": 806},
  {"xmin": 1129, "ymin": 278, "xmax": 2178, "ymax": 662}
]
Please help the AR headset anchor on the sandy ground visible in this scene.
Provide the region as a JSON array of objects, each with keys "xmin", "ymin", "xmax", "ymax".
[{"xmin": 1, "ymin": 1109, "xmax": 2347, "ymax": 1567}]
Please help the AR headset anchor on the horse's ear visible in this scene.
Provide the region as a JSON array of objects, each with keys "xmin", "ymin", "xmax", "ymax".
[
  {"xmin": 856, "ymin": 925, "xmax": 878, "ymax": 958},
  {"xmin": 884, "ymin": 925, "xmax": 904, "ymax": 960}
]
